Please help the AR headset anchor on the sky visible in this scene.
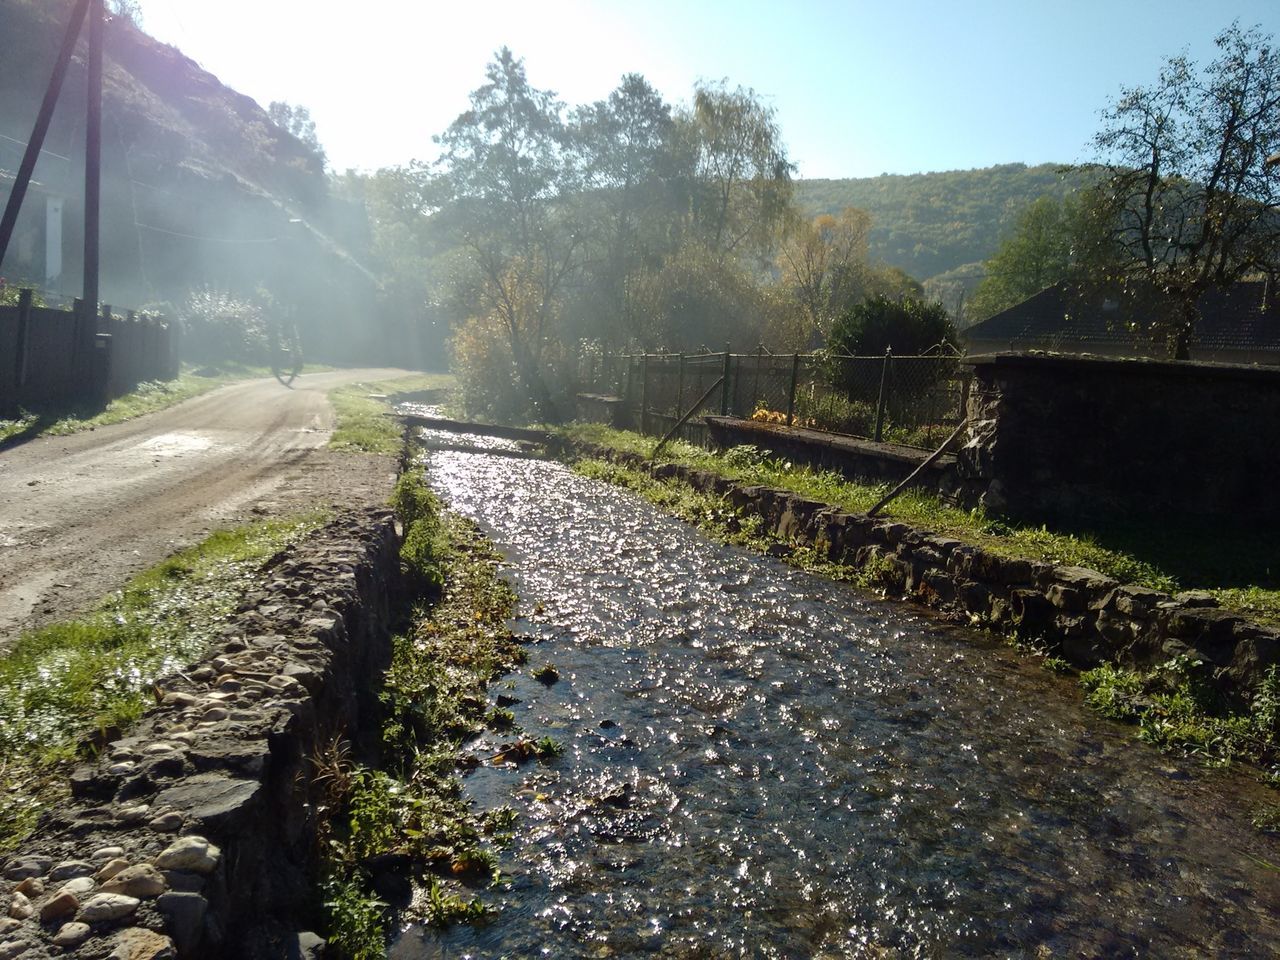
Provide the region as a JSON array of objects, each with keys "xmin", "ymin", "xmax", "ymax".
[{"xmin": 139, "ymin": 0, "xmax": 1280, "ymax": 180}]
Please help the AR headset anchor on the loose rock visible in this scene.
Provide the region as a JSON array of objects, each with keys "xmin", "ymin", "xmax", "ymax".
[
  {"xmin": 38, "ymin": 890, "xmax": 78, "ymax": 923},
  {"xmin": 7, "ymin": 891, "xmax": 32, "ymax": 920},
  {"xmin": 153, "ymin": 837, "xmax": 220, "ymax": 875},
  {"xmin": 52, "ymin": 921, "xmax": 91, "ymax": 947},
  {"xmin": 78, "ymin": 892, "xmax": 140, "ymax": 923},
  {"xmin": 101, "ymin": 864, "xmax": 167, "ymax": 899}
]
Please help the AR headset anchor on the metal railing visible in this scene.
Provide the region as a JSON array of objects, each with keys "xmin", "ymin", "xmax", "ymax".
[{"xmin": 578, "ymin": 343, "xmax": 971, "ymax": 449}]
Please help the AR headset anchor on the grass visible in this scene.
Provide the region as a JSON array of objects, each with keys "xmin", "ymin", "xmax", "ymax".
[
  {"xmin": 0, "ymin": 512, "xmax": 328, "ymax": 854},
  {"xmin": 321, "ymin": 467, "xmax": 541, "ymax": 954},
  {"xmin": 327, "ymin": 373, "xmax": 455, "ymax": 455},
  {"xmin": 1080, "ymin": 659, "xmax": 1280, "ymax": 778},
  {"xmin": 0, "ymin": 362, "xmax": 334, "ymax": 447},
  {"xmin": 556, "ymin": 422, "xmax": 1279, "ymax": 624}
]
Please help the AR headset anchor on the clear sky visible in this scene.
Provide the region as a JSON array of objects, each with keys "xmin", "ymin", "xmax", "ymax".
[{"xmin": 138, "ymin": 0, "xmax": 1280, "ymax": 180}]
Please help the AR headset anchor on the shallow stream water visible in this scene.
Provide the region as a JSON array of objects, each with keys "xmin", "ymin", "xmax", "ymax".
[{"xmin": 393, "ymin": 424, "xmax": 1280, "ymax": 959}]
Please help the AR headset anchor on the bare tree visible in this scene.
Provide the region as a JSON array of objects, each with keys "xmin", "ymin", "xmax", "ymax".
[{"xmin": 1086, "ymin": 23, "xmax": 1280, "ymax": 357}]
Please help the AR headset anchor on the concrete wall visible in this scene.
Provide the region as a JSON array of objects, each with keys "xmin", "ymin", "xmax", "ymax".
[
  {"xmin": 0, "ymin": 508, "xmax": 402, "ymax": 959},
  {"xmin": 958, "ymin": 353, "xmax": 1280, "ymax": 524}
]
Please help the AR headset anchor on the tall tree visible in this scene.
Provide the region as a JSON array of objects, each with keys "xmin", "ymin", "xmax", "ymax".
[
  {"xmin": 777, "ymin": 206, "xmax": 872, "ymax": 342},
  {"xmin": 1085, "ymin": 22, "xmax": 1280, "ymax": 356},
  {"xmin": 573, "ymin": 74, "xmax": 679, "ymax": 344},
  {"xmin": 431, "ymin": 47, "xmax": 582, "ymax": 417},
  {"xmin": 267, "ymin": 101, "xmax": 327, "ymax": 167},
  {"xmin": 967, "ymin": 195, "xmax": 1082, "ymax": 321},
  {"xmin": 681, "ymin": 81, "xmax": 794, "ymax": 262}
]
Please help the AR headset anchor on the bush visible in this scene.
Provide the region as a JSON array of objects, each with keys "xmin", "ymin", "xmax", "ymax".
[
  {"xmin": 176, "ymin": 287, "xmax": 270, "ymax": 365},
  {"xmin": 827, "ymin": 295, "xmax": 956, "ymax": 359}
]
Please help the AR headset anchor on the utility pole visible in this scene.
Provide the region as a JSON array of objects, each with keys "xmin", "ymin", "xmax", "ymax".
[{"xmin": 83, "ymin": 0, "xmax": 104, "ymax": 312}]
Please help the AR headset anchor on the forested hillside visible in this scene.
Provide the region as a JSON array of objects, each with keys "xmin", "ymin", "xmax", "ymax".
[{"xmin": 795, "ymin": 163, "xmax": 1093, "ymax": 283}]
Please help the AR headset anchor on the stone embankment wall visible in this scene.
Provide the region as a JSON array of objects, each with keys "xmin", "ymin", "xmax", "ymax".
[
  {"xmin": 570, "ymin": 441, "xmax": 1280, "ymax": 704},
  {"xmin": 959, "ymin": 353, "xmax": 1280, "ymax": 523},
  {"xmin": 1, "ymin": 508, "xmax": 401, "ymax": 960}
]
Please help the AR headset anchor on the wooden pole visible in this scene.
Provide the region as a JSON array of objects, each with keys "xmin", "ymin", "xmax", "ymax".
[
  {"xmin": 867, "ymin": 418, "xmax": 969, "ymax": 518},
  {"xmin": 13, "ymin": 289, "xmax": 33, "ymax": 387},
  {"xmin": 652, "ymin": 375, "xmax": 725, "ymax": 459},
  {"xmin": 83, "ymin": 0, "xmax": 103, "ymax": 313},
  {"xmin": 0, "ymin": 0, "xmax": 92, "ymax": 273}
]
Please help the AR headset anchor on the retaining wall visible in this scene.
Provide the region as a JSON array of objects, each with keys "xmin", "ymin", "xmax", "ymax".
[
  {"xmin": 0, "ymin": 508, "xmax": 402, "ymax": 960},
  {"xmin": 959, "ymin": 353, "xmax": 1280, "ymax": 523},
  {"xmin": 570, "ymin": 441, "xmax": 1280, "ymax": 705}
]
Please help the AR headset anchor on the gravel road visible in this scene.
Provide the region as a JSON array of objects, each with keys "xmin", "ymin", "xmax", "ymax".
[{"xmin": 0, "ymin": 368, "xmax": 410, "ymax": 645}]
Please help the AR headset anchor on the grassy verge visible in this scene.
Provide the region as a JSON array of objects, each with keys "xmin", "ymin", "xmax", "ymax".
[
  {"xmin": 328, "ymin": 374, "xmax": 455, "ymax": 455},
  {"xmin": 0, "ymin": 512, "xmax": 328, "ymax": 854},
  {"xmin": 0, "ymin": 363, "xmax": 333, "ymax": 445},
  {"xmin": 556, "ymin": 422, "xmax": 1278, "ymax": 625},
  {"xmin": 568, "ymin": 439, "xmax": 1280, "ymax": 798},
  {"xmin": 321, "ymin": 467, "xmax": 550, "ymax": 957}
]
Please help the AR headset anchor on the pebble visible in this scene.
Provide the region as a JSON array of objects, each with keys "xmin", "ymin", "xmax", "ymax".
[
  {"xmin": 148, "ymin": 812, "xmax": 183, "ymax": 832},
  {"xmin": 96, "ymin": 858, "xmax": 130, "ymax": 882},
  {"xmin": 2, "ymin": 857, "xmax": 49, "ymax": 881},
  {"xmin": 38, "ymin": 890, "xmax": 78, "ymax": 923},
  {"xmin": 143, "ymin": 742, "xmax": 178, "ymax": 756},
  {"xmin": 78, "ymin": 892, "xmax": 140, "ymax": 923},
  {"xmin": 92, "ymin": 847, "xmax": 126, "ymax": 862},
  {"xmin": 200, "ymin": 707, "xmax": 230, "ymax": 722},
  {"xmin": 59, "ymin": 877, "xmax": 95, "ymax": 898},
  {"xmin": 11, "ymin": 878, "xmax": 41, "ymax": 898},
  {"xmin": 0, "ymin": 941, "xmax": 29, "ymax": 959},
  {"xmin": 7, "ymin": 892, "xmax": 32, "ymax": 920},
  {"xmin": 0, "ymin": 918, "xmax": 19, "ymax": 936},
  {"xmin": 48, "ymin": 860, "xmax": 93, "ymax": 883},
  {"xmin": 154, "ymin": 837, "xmax": 220, "ymax": 875},
  {"xmin": 107, "ymin": 762, "xmax": 138, "ymax": 776},
  {"xmin": 117, "ymin": 806, "xmax": 150, "ymax": 826},
  {"xmin": 101, "ymin": 864, "xmax": 167, "ymax": 899},
  {"xmin": 162, "ymin": 692, "xmax": 198, "ymax": 708},
  {"xmin": 52, "ymin": 922, "xmax": 91, "ymax": 948}
]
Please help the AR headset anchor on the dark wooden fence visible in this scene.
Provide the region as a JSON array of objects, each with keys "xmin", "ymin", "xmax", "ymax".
[{"xmin": 0, "ymin": 289, "xmax": 177, "ymax": 415}]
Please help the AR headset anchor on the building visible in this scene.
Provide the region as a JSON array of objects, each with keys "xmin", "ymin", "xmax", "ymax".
[{"xmin": 963, "ymin": 281, "xmax": 1280, "ymax": 365}]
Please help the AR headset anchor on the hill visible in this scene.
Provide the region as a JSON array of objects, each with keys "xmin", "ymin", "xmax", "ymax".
[
  {"xmin": 794, "ymin": 163, "xmax": 1094, "ymax": 285},
  {"xmin": 0, "ymin": 0, "xmax": 395, "ymax": 362}
]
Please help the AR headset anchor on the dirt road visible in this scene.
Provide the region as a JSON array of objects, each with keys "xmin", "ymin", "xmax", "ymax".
[{"xmin": 0, "ymin": 368, "xmax": 410, "ymax": 644}]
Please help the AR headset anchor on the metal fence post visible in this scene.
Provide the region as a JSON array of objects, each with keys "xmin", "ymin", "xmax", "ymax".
[
  {"xmin": 751, "ymin": 344, "xmax": 763, "ymax": 414},
  {"xmin": 675, "ymin": 352, "xmax": 685, "ymax": 421},
  {"xmin": 785, "ymin": 353, "xmax": 800, "ymax": 426},
  {"xmin": 720, "ymin": 344, "xmax": 732, "ymax": 416},
  {"xmin": 640, "ymin": 353, "xmax": 650, "ymax": 435},
  {"xmin": 873, "ymin": 346, "xmax": 892, "ymax": 443}
]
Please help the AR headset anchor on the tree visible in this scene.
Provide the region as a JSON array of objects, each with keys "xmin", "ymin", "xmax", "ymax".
[
  {"xmin": 1085, "ymin": 22, "xmax": 1280, "ymax": 357},
  {"xmin": 572, "ymin": 74, "xmax": 680, "ymax": 344},
  {"xmin": 680, "ymin": 81, "xmax": 794, "ymax": 262},
  {"xmin": 967, "ymin": 195, "xmax": 1082, "ymax": 321},
  {"xmin": 777, "ymin": 206, "xmax": 872, "ymax": 343},
  {"xmin": 431, "ymin": 48, "xmax": 582, "ymax": 418},
  {"xmin": 267, "ymin": 101, "xmax": 327, "ymax": 167},
  {"xmin": 827, "ymin": 295, "xmax": 955, "ymax": 357},
  {"xmin": 107, "ymin": 0, "xmax": 142, "ymax": 27}
]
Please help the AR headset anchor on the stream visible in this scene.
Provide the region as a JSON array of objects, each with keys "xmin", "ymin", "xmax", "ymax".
[{"xmin": 391, "ymin": 425, "xmax": 1280, "ymax": 958}]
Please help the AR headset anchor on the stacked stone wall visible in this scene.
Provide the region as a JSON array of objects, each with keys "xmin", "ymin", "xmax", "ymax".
[{"xmin": 0, "ymin": 508, "xmax": 402, "ymax": 960}]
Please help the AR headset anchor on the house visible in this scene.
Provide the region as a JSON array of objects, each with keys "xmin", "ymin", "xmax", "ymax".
[{"xmin": 963, "ymin": 281, "xmax": 1280, "ymax": 365}]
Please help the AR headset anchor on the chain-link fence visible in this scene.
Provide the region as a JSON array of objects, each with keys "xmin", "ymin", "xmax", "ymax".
[{"xmin": 577, "ymin": 344, "xmax": 971, "ymax": 450}]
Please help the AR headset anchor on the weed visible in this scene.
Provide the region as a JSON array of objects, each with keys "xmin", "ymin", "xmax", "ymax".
[
  {"xmin": 322, "ymin": 872, "xmax": 387, "ymax": 960},
  {"xmin": 328, "ymin": 374, "xmax": 454, "ymax": 455}
]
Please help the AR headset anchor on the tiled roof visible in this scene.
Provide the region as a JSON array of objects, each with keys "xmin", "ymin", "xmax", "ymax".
[{"xmin": 964, "ymin": 281, "xmax": 1280, "ymax": 353}]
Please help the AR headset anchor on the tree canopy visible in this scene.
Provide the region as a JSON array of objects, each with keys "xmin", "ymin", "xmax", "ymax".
[{"xmin": 1083, "ymin": 22, "xmax": 1280, "ymax": 356}]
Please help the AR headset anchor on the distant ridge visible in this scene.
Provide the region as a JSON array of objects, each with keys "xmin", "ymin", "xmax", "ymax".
[{"xmin": 794, "ymin": 163, "xmax": 1092, "ymax": 284}]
